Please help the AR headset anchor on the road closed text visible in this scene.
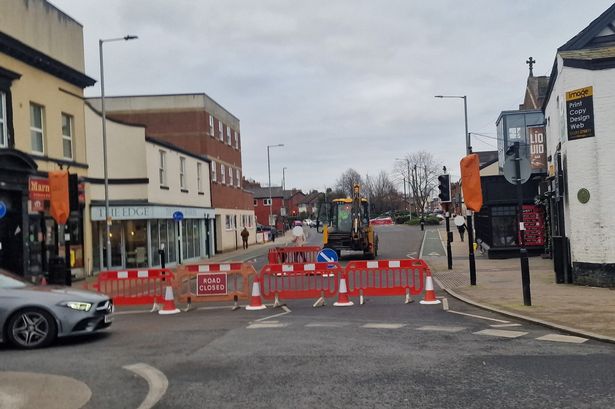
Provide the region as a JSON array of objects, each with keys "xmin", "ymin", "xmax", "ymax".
[{"xmin": 196, "ymin": 273, "xmax": 228, "ymax": 296}]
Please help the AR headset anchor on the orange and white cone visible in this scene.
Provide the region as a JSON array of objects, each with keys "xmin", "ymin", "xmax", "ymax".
[
  {"xmin": 420, "ymin": 271, "xmax": 441, "ymax": 305},
  {"xmin": 334, "ymin": 271, "xmax": 354, "ymax": 307},
  {"xmin": 246, "ymin": 275, "xmax": 267, "ymax": 311},
  {"xmin": 159, "ymin": 285, "xmax": 181, "ymax": 315}
]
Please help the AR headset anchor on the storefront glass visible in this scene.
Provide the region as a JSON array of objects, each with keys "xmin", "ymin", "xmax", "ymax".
[{"xmin": 125, "ymin": 220, "xmax": 147, "ymax": 268}]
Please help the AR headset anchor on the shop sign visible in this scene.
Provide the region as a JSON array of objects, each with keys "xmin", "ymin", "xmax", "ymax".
[
  {"xmin": 91, "ymin": 205, "xmax": 214, "ymax": 221},
  {"xmin": 528, "ymin": 126, "xmax": 546, "ymax": 171},
  {"xmin": 566, "ymin": 86, "xmax": 595, "ymax": 140},
  {"xmin": 29, "ymin": 177, "xmax": 85, "ymax": 203},
  {"xmin": 196, "ymin": 273, "xmax": 228, "ymax": 296},
  {"xmin": 519, "ymin": 205, "xmax": 544, "ymax": 247}
]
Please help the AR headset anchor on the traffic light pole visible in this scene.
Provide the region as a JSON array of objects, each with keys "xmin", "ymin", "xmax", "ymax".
[{"xmin": 445, "ymin": 209, "xmax": 452, "ymax": 270}]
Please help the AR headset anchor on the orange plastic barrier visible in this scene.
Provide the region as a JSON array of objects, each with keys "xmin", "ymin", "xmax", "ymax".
[
  {"xmin": 93, "ymin": 268, "xmax": 174, "ymax": 306},
  {"xmin": 260, "ymin": 262, "xmax": 341, "ymax": 307},
  {"xmin": 267, "ymin": 246, "xmax": 321, "ymax": 264},
  {"xmin": 175, "ymin": 262, "xmax": 256, "ymax": 310},
  {"xmin": 344, "ymin": 259, "xmax": 427, "ymax": 304}
]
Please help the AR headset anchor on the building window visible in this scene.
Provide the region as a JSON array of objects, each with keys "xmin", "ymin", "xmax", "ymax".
[
  {"xmin": 180, "ymin": 156, "xmax": 187, "ymax": 189},
  {"xmin": 228, "ymin": 167, "xmax": 233, "ymax": 187},
  {"xmin": 226, "ymin": 126, "xmax": 232, "ymax": 145},
  {"xmin": 197, "ymin": 163, "xmax": 203, "ymax": 192},
  {"xmin": 264, "ymin": 198, "xmax": 272, "ymax": 206},
  {"xmin": 209, "ymin": 115, "xmax": 214, "ymax": 136},
  {"xmin": 220, "ymin": 164, "xmax": 226, "ymax": 184},
  {"xmin": 234, "ymin": 131, "xmax": 239, "ymax": 149},
  {"xmin": 253, "ymin": 199, "xmax": 257, "ymax": 206},
  {"xmin": 236, "ymin": 169, "xmax": 240, "ymax": 188},
  {"xmin": 225, "ymin": 215, "xmax": 236, "ymax": 230},
  {"xmin": 61, "ymin": 113, "xmax": 73, "ymax": 159},
  {"xmin": 30, "ymin": 103, "xmax": 45, "ymax": 154},
  {"xmin": 218, "ymin": 121, "xmax": 224, "ymax": 141},
  {"xmin": 211, "ymin": 161, "xmax": 217, "ymax": 182},
  {"xmin": 159, "ymin": 150, "xmax": 167, "ymax": 186},
  {"xmin": 0, "ymin": 92, "xmax": 7, "ymax": 148}
]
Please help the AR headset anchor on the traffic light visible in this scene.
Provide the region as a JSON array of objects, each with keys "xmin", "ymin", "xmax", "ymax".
[{"xmin": 438, "ymin": 174, "xmax": 451, "ymax": 203}]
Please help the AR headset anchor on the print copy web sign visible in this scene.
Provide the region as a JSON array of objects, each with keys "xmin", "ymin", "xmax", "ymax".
[{"xmin": 566, "ymin": 86, "xmax": 595, "ymax": 140}]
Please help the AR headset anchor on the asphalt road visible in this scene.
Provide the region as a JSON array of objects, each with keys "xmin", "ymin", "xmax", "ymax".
[{"xmin": 2, "ymin": 225, "xmax": 615, "ymax": 409}]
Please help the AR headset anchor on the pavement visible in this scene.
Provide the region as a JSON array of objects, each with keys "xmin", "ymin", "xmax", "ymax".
[{"xmin": 423, "ymin": 225, "xmax": 615, "ymax": 343}]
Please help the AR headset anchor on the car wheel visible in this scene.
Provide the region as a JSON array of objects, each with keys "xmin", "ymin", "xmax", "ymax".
[{"xmin": 6, "ymin": 308, "xmax": 57, "ymax": 349}]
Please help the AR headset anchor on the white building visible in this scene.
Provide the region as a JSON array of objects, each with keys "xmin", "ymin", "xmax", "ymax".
[
  {"xmin": 542, "ymin": 4, "xmax": 615, "ymax": 286},
  {"xmin": 85, "ymin": 104, "xmax": 214, "ymax": 271}
]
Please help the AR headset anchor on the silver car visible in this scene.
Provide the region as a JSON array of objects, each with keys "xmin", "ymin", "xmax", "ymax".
[{"xmin": 0, "ymin": 269, "xmax": 113, "ymax": 349}]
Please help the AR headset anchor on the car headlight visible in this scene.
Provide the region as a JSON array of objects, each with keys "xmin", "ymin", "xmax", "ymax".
[{"xmin": 63, "ymin": 301, "xmax": 93, "ymax": 312}]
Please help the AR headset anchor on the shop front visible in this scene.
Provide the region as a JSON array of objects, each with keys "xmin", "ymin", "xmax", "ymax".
[{"xmin": 90, "ymin": 203, "xmax": 215, "ymax": 271}]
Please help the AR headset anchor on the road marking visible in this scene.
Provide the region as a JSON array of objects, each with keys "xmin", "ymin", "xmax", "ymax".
[
  {"xmin": 447, "ymin": 309, "xmax": 509, "ymax": 323},
  {"xmin": 254, "ymin": 305, "xmax": 292, "ymax": 322},
  {"xmin": 361, "ymin": 323, "xmax": 406, "ymax": 329},
  {"xmin": 419, "ymin": 229, "xmax": 428, "ymax": 258},
  {"xmin": 474, "ymin": 329, "xmax": 528, "ymax": 338},
  {"xmin": 441, "ymin": 298, "xmax": 449, "ymax": 311},
  {"xmin": 417, "ymin": 325, "xmax": 466, "ymax": 333},
  {"xmin": 406, "ymin": 252, "xmax": 417, "ymax": 258},
  {"xmin": 305, "ymin": 322, "xmax": 351, "ymax": 328},
  {"xmin": 535, "ymin": 334, "xmax": 588, "ymax": 344},
  {"xmin": 246, "ymin": 322, "xmax": 288, "ymax": 329},
  {"xmin": 490, "ymin": 323, "xmax": 522, "ymax": 328},
  {"xmin": 123, "ymin": 363, "xmax": 169, "ymax": 409}
]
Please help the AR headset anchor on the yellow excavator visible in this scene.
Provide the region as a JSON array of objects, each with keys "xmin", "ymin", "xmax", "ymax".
[{"xmin": 316, "ymin": 184, "xmax": 378, "ymax": 259}]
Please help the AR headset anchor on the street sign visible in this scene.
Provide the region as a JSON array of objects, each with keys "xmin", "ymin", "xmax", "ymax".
[
  {"xmin": 173, "ymin": 211, "xmax": 184, "ymax": 222},
  {"xmin": 317, "ymin": 248, "xmax": 338, "ymax": 262},
  {"xmin": 0, "ymin": 201, "xmax": 6, "ymax": 219},
  {"xmin": 503, "ymin": 157, "xmax": 531, "ymax": 185},
  {"xmin": 196, "ymin": 273, "xmax": 228, "ymax": 296}
]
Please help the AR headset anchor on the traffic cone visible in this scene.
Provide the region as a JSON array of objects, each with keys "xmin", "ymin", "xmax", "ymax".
[
  {"xmin": 334, "ymin": 271, "xmax": 354, "ymax": 307},
  {"xmin": 246, "ymin": 275, "xmax": 267, "ymax": 311},
  {"xmin": 40, "ymin": 276, "xmax": 48, "ymax": 286},
  {"xmin": 420, "ymin": 270, "xmax": 441, "ymax": 305},
  {"xmin": 158, "ymin": 285, "xmax": 181, "ymax": 315}
]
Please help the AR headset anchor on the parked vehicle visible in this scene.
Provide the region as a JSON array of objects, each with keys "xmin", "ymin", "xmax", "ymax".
[
  {"xmin": 0, "ymin": 269, "xmax": 113, "ymax": 349},
  {"xmin": 370, "ymin": 217, "xmax": 394, "ymax": 225}
]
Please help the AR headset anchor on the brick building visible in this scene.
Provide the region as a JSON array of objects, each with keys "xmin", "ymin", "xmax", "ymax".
[{"xmin": 87, "ymin": 94, "xmax": 255, "ymax": 253}]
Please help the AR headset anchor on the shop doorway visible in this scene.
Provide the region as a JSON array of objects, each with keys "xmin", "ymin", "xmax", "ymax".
[{"xmin": 0, "ymin": 190, "xmax": 24, "ymax": 275}]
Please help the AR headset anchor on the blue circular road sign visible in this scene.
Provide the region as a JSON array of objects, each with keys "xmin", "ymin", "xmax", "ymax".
[
  {"xmin": 173, "ymin": 211, "xmax": 184, "ymax": 222},
  {"xmin": 0, "ymin": 201, "xmax": 6, "ymax": 219},
  {"xmin": 317, "ymin": 248, "xmax": 338, "ymax": 263}
]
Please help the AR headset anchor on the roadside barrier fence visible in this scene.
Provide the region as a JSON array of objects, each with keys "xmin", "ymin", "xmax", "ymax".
[
  {"xmin": 92, "ymin": 268, "xmax": 175, "ymax": 308},
  {"xmin": 260, "ymin": 262, "xmax": 341, "ymax": 307},
  {"xmin": 267, "ymin": 246, "xmax": 322, "ymax": 264}
]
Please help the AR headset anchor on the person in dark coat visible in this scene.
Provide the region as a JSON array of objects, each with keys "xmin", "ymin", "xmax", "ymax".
[
  {"xmin": 241, "ymin": 227, "xmax": 250, "ymax": 249},
  {"xmin": 457, "ymin": 223, "xmax": 466, "ymax": 242}
]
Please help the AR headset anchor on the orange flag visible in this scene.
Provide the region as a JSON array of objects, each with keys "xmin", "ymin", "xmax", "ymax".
[
  {"xmin": 49, "ymin": 170, "xmax": 70, "ymax": 224},
  {"xmin": 460, "ymin": 154, "xmax": 483, "ymax": 212}
]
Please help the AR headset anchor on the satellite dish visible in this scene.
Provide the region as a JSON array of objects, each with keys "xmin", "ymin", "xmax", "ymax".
[
  {"xmin": 454, "ymin": 215, "xmax": 465, "ymax": 227},
  {"xmin": 292, "ymin": 226, "xmax": 304, "ymax": 237}
]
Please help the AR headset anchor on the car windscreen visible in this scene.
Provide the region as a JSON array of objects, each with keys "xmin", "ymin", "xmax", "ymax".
[{"xmin": 0, "ymin": 270, "xmax": 31, "ymax": 289}]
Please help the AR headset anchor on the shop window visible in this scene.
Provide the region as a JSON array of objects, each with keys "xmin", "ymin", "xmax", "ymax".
[
  {"xmin": 225, "ymin": 215, "xmax": 236, "ymax": 230},
  {"xmin": 0, "ymin": 91, "xmax": 7, "ymax": 148},
  {"xmin": 491, "ymin": 206, "xmax": 518, "ymax": 248},
  {"xmin": 30, "ymin": 103, "xmax": 45, "ymax": 155},
  {"xmin": 151, "ymin": 220, "xmax": 160, "ymax": 266},
  {"xmin": 61, "ymin": 113, "xmax": 73, "ymax": 160},
  {"xmin": 125, "ymin": 220, "xmax": 148, "ymax": 268}
]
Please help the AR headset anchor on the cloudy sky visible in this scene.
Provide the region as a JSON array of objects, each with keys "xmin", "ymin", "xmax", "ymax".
[{"xmin": 52, "ymin": 0, "xmax": 614, "ymax": 191}]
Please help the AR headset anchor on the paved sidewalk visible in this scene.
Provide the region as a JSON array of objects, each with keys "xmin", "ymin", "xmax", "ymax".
[{"xmin": 423, "ymin": 226, "xmax": 615, "ymax": 342}]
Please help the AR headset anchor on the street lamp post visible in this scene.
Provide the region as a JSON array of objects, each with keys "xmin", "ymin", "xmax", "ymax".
[
  {"xmin": 282, "ymin": 167, "xmax": 287, "ymax": 191},
  {"xmin": 435, "ymin": 94, "xmax": 476, "ymax": 285},
  {"xmin": 100, "ymin": 35, "xmax": 138, "ymax": 269},
  {"xmin": 396, "ymin": 158, "xmax": 412, "ymax": 215},
  {"xmin": 267, "ymin": 144, "xmax": 284, "ymax": 226}
]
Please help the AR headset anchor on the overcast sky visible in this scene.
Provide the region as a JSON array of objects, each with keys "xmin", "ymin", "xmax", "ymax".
[{"xmin": 51, "ymin": 0, "xmax": 614, "ymax": 191}]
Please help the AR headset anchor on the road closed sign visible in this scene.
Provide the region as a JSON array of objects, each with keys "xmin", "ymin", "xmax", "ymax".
[
  {"xmin": 566, "ymin": 86, "xmax": 595, "ymax": 140},
  {"xmin": 196, "ymin": 273, "xmax": 228, "ymax": 296}
]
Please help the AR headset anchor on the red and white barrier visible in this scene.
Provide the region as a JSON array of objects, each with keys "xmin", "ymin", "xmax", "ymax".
[{"xmin": 93, "ymin": 268, "xmax": 175, "ymax": 308}]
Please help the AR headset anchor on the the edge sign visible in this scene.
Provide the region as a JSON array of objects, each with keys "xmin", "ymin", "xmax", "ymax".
[
  {"xmin": 196, "ymin": 273, "xmax": 228, "ymax": 296},
  {"xmin": 566, "ymin": 86, "xmax": 595, "ymax": 140}
]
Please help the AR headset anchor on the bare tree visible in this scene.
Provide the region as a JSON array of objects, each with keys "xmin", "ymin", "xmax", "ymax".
[
  {"xmin": 393, "ymin": 151, "xmax": 440, "ymax": 217},
  {"xmin": 367, "ymin": 171, "xmax": 403, "ymax": 215},
  {"xmin": 334, "ymin": 168, "xmax": 363, "ymax": 197}
]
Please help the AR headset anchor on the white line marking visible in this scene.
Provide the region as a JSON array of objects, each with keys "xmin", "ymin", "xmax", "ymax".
[
  {"xmin": 113, "ymin": 310, "xmax": 154, "ymax": 315},
  {"xmin": 419, "ymin": 229, "xmax": 427, "ymax": 259},
  {"xmin": 246, "ymin": 322, "xmax": 288, "ymax": 329},
  {"xmin": 417, "ymin": 325, "xmax": 466, "ymax": 333},
  {"xmin": 474, "ymin": 329, "xmax": 528, "ymax": 338},
  {"xmin": 254, "ymin": 305, "xmax": 292, "ymax": 322},
  {"xmin": 305, "ymin": 322, "xmax": 351, "ymax": 328},
  {"xmin": 490, "ymin": 323, "xmax": 522, "ymax": 328},
  {"xmin": 195, "ymin": 305, "xmax": 246, "ymax": 311},
  {"xmin": 535, "ymin": 334, "xmax": 588, "ymax": 344},
  {"xmin": 361, "ymin": 323, "xmax": 406, "ymax": 329},
  {"xmin": 442, "ymin": 298, "xmax": 449, "ymax": 311},
  {"xmin": 123, "ymin": 363, "xmax": 169, "ymax": 409},
  {"xmin": 447, "ymin": 309, "xmax": 509, "ymax": 323}
]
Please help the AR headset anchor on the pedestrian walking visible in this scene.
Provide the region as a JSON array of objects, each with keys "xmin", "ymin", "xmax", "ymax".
[
  {"xmin": 241, "ymin": 227, "xmax": 250, "ymax": 249},
  {"xmin": 457, "ymin": 223, "xmax": 466, "ymax": 242}
]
